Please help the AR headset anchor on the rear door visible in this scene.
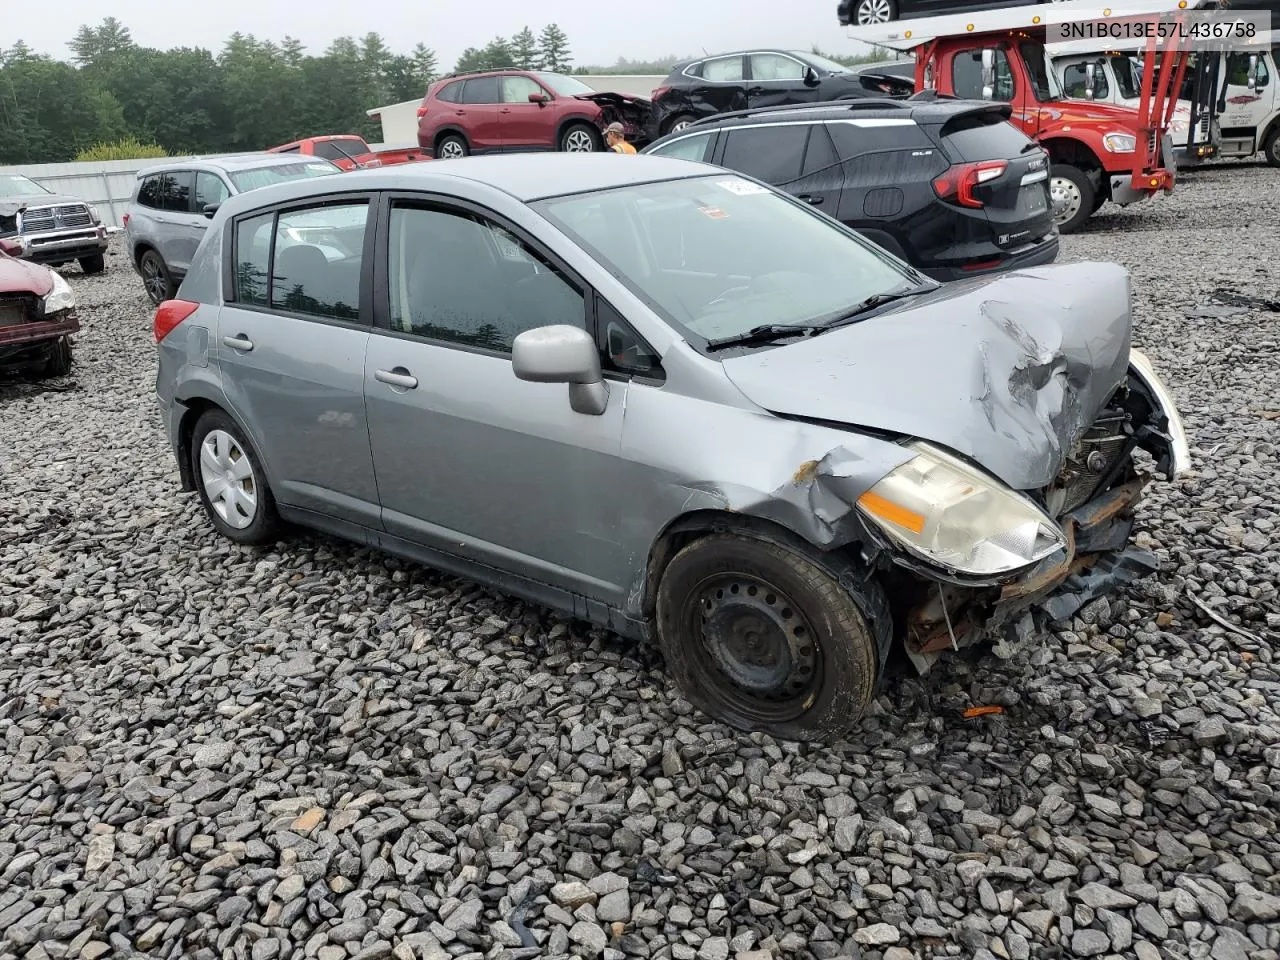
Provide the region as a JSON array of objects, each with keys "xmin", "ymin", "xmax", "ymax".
[
  {"xmin": 746, "ymin": 53, "xmax": 815, "ymax": 109},
  {"xmin": 459, "ymin": 76, "xmax": 504, "ymax": 151},
  {"xmin": 935, "ymin": 110, "xmax": 1054, "ymax": 251},
  {"xmin": 694, "ymin": 55, "xmax": 748, "ymax": 117},
  {"xmin": 155, "ymin": 170, "xmax": 206, "ymax": 276},
  {"xmin": 713, "ymin": 123, "xmax": 810, "ymax": 192},
  {"xmin": 216, "ymin": 195, "xmax": 381, "ymax": 529}
]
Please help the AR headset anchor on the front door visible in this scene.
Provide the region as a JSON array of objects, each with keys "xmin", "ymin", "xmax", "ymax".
[
  {"xmin": 499, "ymin": 75, "xmax": 554, "ymax": 149},
  {"xmin": 1220, "ymin": 51, "xmax": 1271, "ymax": 136},
  {"xmin": 364, "ymin": 196, "xmax": 630, "ymax": 601},
  {"xmin": 746, "ymin": 52, "xmax": 814, "ymax": 109},
  {"xmin": 216, "ymin": 196, "xmax": 381, "ymax": 529}
]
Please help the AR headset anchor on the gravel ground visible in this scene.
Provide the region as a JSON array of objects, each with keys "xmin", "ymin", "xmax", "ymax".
[{"xmin": 2, "ymin": 160, "xmax": 1279, "ymax": 960}]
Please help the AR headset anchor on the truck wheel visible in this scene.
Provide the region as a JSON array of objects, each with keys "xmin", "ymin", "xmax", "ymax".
[
  {"xmin": 1049, "ymin": 164, "xmax": 1095, "ymax": 234},
  {"xmin": 41, "ymin": 336, "xmax": 73, "ymax": 378},
  {"xmin": 654, "ymin": 532, "xmax": 887, "ymax": 742},
  {"xmin": 79, "ymin": 253, "xmax": 106, "ymax": 275},
  {"xmin": 1263, "ymin": 125, "xmax": 1280, "ymax": 168}
]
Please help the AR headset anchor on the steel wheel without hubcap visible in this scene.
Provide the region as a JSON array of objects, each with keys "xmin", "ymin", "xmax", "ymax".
[
  {"xmin": 689, "ymin": 574, "xmax": 822, "ymax": 725},
  {"xmin": 200, "ymin": 429, "xmax": 258, "ymax": 530},
  {"xmin": 564, "ymin": 128, "xmax": 597, "ymax": 152},
  {"xmin": 141, "ymin": 254, "xmax": 168, "ymax": 304},
  {"xmin": 856, "ymin": 0, "xmax": 894, "ymax": 24},
  {"xmin": 1050, "ymin": 175, "xmax": 1083, "ymax": 226}
]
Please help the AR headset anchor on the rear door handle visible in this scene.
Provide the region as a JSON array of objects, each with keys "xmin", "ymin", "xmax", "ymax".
[
  {"xmin": 222, "ymin": 335, "xmax": 253, "ymax": 351},
  {"xmin": 375, "ymin": 368, "xmax": 418, "ymax": 390}
]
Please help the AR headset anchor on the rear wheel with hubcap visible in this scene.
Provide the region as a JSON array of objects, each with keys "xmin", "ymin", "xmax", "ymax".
[
  {"xmin": 1049, "ymin": 163, "xmax": 1095, "ymax": 234},
  {"xmin": 190, "ymin": 409, "xmax": 281, "ymax": 546},
  {"xmin": 139, "ymin": 249, "xmax": 174, "ymax": 305},
  {"xmin": 560, "ymin": 123, "xmax": 599, "ymax": 153},
  {"xmin": 666, "ymin": 113, "xmax": 696, "ymax": 135},
  {"xmin": 853, "ymin": 0, "xmax": 898, "ymax": 24},
  {"xmin": 436, "ymin": 134, "xmax": 469, "ymax": 160},
  {"xmin": 655, "ymin": 532, "xmax": 884, "ymax": 742}
]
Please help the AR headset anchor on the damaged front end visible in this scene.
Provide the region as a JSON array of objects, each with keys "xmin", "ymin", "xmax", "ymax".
[
  {"xmin": 881, "ymin": 351, "xmax": 1189, "ymax": 672},
  {"xmin": 576, "ymin": 92, "xmax": 653, "ymax": 146}
]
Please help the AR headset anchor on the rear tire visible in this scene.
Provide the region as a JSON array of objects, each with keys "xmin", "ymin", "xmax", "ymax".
[
  {"xmin": 560, "ymin": 123, "xmax": 600, "ymax": 153},
  {"xmin": 1263, "ymin": 125, "xmax": 1280, "ymax": 168},
  {"xmin": 79, "ymin": 253, "xmax": 105, "ymax": 275},
  {"xmin": 190, "ymin": 408, "xmax": 282, "ymax": 547},
  {"xmin": 655, "ymin": 532, "xmax": 885, "ymax": 742},
  {"xmin": 1049, "ymin": 164, "xmax": 1095, "ymax": 234},
  {"xmin": 40, "ymin": 336, "xmax": 73, "ymax": 378},
  {"xmin": 665, "ymin": 113, "xmax": 697, "ymax": 135},
  {"xmin": 435, "ymin": 133, "xmax": 469, "ymax": 160},
  {"xmin": 139, "ymin": 249, "xmax": 175, "ymax": 306}
]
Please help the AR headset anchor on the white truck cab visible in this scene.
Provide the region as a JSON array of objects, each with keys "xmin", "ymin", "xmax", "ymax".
[
  {"xmin": 1050, "ymin": 51, "xmax": 1213, "ymax": 163},
  {"xmin": 1214, "ymin": 48, "xmax": 1280, "ymax": 165}
]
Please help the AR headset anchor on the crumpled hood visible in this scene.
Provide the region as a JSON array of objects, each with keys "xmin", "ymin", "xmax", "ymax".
[
  {"xmin": 574, "ymin": 92, "xmax": 652, "ymax": 108},
  {"xmin": 721, "ymin": 262, "xmax": 1134, "ymax": 492},
  {"xmin": 0, "ymin": 193, "xmax": 88, "ymax": 217},
  {"xmin": 0, "ymin": 254, "xmax": 55, "ymax": 296}
]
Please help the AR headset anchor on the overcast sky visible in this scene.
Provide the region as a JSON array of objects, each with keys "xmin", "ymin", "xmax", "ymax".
[{"xmin": 7, "ymin": 0, "xmax": 868, "ymax": 68}]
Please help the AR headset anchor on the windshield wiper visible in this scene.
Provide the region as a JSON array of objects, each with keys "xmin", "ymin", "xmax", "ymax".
[
  {"xmin": 823, "ymin": 286, "xmax": 933, "ymax": 327},
  {"xmin": 704, "ymin": 324, "xmax": 822, "ymax": 351}
]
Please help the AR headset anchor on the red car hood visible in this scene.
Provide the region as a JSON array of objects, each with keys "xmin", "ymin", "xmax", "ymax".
[{"xmin": 0, "ymin": 253, "xmax": 54, "ymax": 297}]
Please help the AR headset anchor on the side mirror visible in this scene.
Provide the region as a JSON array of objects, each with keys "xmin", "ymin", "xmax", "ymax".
[
  {"xmin": 1084, "ymin": 62, "xmax": 1097, "ymax": 99},
  {"xmin": 804, "ymin": 66, "xmax": 820, "ymax": 87},
  {"xmin": 980, "ymin": 49, "xmax": 996, "ymax": 100},
  {"xmin": 0, "ymin": 236, "xmax": 25, "ymax": 257},
  {"xmin": 528, "ymin": 92, "xmax": 549, "ymax": 105},
  {"xmin": 512, "ymin": 325, "xmax": 609, "ymax": 415},
  {"xmin": 202, "ymin": 203, "xmax": 220, "ymax": 219}
]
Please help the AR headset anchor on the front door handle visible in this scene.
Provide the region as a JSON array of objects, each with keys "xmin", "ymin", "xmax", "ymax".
[
  {"xmin": 799, "ymin": 195, "xmax": 824, "ymax": 205},
  {"xmin": 223, "ymin": 335, "xmax": 253, "ymax": 351},
  {"xmin": 375, "ymin": 367, "xmax": 418, "ymax": 390}
]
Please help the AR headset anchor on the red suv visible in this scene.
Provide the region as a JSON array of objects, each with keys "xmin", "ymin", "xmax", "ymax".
[{"xmin": 416, "ymin": 69, "xmax": 650, "ymax": 159}]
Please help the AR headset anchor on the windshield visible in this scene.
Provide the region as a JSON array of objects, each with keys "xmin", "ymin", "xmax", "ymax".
[
  {"xmin": 795, "ymin": 52, "xmax": 851, "ymax": 74},
  {"xmin": 534, "ymin": 176, "xmax": 918, "ymax": 346},
  {"xmin": 0, "ymin": 174, "xmax": 51, "ymax": 198},
  {"xmin": 1020, "ymin": 41, "xmax": 1063, "ymax": 100},
  {"xmin": 229, "ymin": 161, "xmax": 341, "ymax": 192},
  {"xmin": 534, "ymin": 72, "xmax": 597, "ymax": 96},
  {"xmin": 1111, "ymin": 55, "xmax": 1141, "ymax": 100}
]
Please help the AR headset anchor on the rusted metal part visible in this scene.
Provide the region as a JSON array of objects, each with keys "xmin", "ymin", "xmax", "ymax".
[
  {"xmin": 0, "ymin": 313, "xmax": 79, "ymax": 347},
  {"xmin": 905, "ymin": 584, "xmax": 986, "ymax": 655}
]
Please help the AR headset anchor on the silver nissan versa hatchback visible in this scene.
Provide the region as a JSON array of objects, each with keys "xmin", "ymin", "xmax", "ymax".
[{"xmin": 154, "ymin": 153, "xmax": 1189, "ymax": 742}]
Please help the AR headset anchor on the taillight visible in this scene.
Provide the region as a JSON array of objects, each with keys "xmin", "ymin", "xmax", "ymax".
[
  {"xmin": 416, "ymin": 102, "xmax": 429, "ymax": 118},
  {"xmin": 932, "ymin": 160, "xmax": 1008, "ymax": 208},
  {"xmin": 650, "ymin": 86, "xmax": 671, "ymax": 101},
  {"xmin": 122, "ymin": 213, "xmax": 130, "ymax": 228},
  {"xmin": 153, "ymin": 299, "xmax": 199, "ymax": 343}
]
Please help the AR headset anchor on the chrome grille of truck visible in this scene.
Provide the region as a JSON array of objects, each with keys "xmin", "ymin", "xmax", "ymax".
[{"xmin": 20, "ymin": 204, "xmax": 92, "ymax": 233}]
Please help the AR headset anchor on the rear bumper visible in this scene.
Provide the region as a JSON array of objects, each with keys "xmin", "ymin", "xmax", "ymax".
[{"xmin": 920, "ymin": 233, "xmax": 1060, "ymax": 282}]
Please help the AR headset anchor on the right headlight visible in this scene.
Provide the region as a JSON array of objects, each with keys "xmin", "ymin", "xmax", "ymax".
[
  {"xmin": 1103, "ymin": 132, "xmax": 1137, "ymax": 153},
  {"xmin": 857, "ymin": 441, "xmax": 1066, "ymax": 577}
]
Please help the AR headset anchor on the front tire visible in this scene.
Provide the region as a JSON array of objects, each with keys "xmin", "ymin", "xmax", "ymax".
[
  {"xmin": 560, "ymin": 123, "xmax": 600, "ymax": 153},
  {"xmin": 139, "ymin": 249, "xmax": 175, "ymax": 306},
  {"xmin": 1263, "ymin": 125, "xmax": 1280, "ymax": 168},
  {"xmin": 655, "ymin": 533, "xmax": 884, "ymax": 742},
  {"xmin": 40, "ymin": 336, "xmax": 73, "ymax": 378},
  {"xmin": 190, "ymin": 409, "xmax": 282, "ymax": 546},
  {"xmin": 79, "ymin": 253, "xmax": 106, "ymax": 275},
  {"xmin": 436, "ymin": 133, "xmax": 469, "ymax": 160},
  {"xmin": 1049, "ymin": 163, "xmax": 1095, "ymax": 234}
]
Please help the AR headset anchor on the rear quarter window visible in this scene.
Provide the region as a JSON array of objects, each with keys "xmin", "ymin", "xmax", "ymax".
[
  {"xmin": 436, "ymin": 81, "xmax": 463, "ymax": 103},
  {"xmin": 137, "ymin": 175, "xmax": 161, "ymax": 208}
]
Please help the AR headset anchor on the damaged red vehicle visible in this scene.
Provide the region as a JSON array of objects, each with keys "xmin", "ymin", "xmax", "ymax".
[
  {"xmin": 0, "ymin": 237, "xmax": 78, "ymax": 377},
  {"xmin": 416, "ymin": 68, "xmax": 651, "ymax": 158}
]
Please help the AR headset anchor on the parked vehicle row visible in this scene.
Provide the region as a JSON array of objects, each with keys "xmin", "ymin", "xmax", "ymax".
[{"xmin": 150, "ymin": 154, "xmax": 1188, "ymax": 741}]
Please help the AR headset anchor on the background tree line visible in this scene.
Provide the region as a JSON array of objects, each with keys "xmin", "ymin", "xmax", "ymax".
[{"xmin": 0, "ymin": 18, "xmax": 581, "ymax": 164}]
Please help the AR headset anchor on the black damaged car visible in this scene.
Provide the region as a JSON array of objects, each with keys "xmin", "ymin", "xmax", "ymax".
[{"xmin": 647, "ymin": 49, "xmax": 912, "ymax": 139}]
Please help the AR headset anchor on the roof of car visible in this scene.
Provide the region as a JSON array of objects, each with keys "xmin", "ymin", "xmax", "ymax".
[
  {"xmin": 135, "ymin": 153, "xmax": 337, "ymax": 178},
  {"xmin": 213, "ymin": 154, "xmax": 721, "ymax": 217},
  {"xmin": 671, "ymin": 97, "xmax": 1012, "ymax": 133}
]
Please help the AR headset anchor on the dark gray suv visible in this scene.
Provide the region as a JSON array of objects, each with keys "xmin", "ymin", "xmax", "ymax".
[{"xmin": 153, "ymin": 154, "xmax": 1187, "ymax": 741}]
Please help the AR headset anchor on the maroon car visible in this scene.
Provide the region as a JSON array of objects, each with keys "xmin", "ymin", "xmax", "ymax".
[
  {"xmin": 416, "ymin": 68, "xmax": 650, "ymax": 159},
  {"xmin": 0, "ymin": 237, "xmax": 78, "ymax": 377}
]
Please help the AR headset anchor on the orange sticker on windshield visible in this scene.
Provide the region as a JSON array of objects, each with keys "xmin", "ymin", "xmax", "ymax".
[{"xmin": 700, "ymin": 206, "xmax": 729, "ymax": 219}]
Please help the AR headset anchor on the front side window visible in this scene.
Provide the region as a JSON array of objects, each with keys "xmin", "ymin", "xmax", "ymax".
[
  {"xmin": 194, "ymin": 172, "xmax": 230, "ymax": 210},
  {"xmin": 461, "ymin": 77, "xmax": 501, "ymax": 104},
  {"xmin": 532, "ymin": 72, "xmax": 597, "ymax": 97},
  {"xmin": 270, "ymin": 203, "xmax": 368, "ymax": 320},
  {"xmin": 647, "ymin": 132, "xmax": 715, "ymax": 162},
  {"xmin": 1111, "ymin": 56, "xmax": 1141, "ymax": 100},
  {"xmin": 952, "ymin": 48, "xmax": 1015, "ymax": 102},
  {"xmin": 502, "ymin": 75, "xmax": 546, "ymax": 102},
  {"xmin": 720, "ymin": 125, "xmax": 808, "ymax": 185},
  {"xmin": 750, "ymin": 53, "xmax": 807, "ymax": 82},
  {"xmin": 703, "ymin": 57, "xmax": 745, "ymax": 82},
  {"xmin": 388, "ymin": 204, "xmax": 584, "ymax": 353},
  {"xmin": 1019, "ymin": 42, "xmax": 1062, "ymax": 100},
  {"xmin": 535, "ymin": 176, "xmax": 916, "ymax": 346}
]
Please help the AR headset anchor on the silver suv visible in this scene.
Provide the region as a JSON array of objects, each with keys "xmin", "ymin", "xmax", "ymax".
[
  {"xmin": 153, "ymin": 154, "xmax": 1188, "ymax": 741},
  {"xmin": 124, "ymin": 154, "xmax": 340, "ymax": 305}
]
